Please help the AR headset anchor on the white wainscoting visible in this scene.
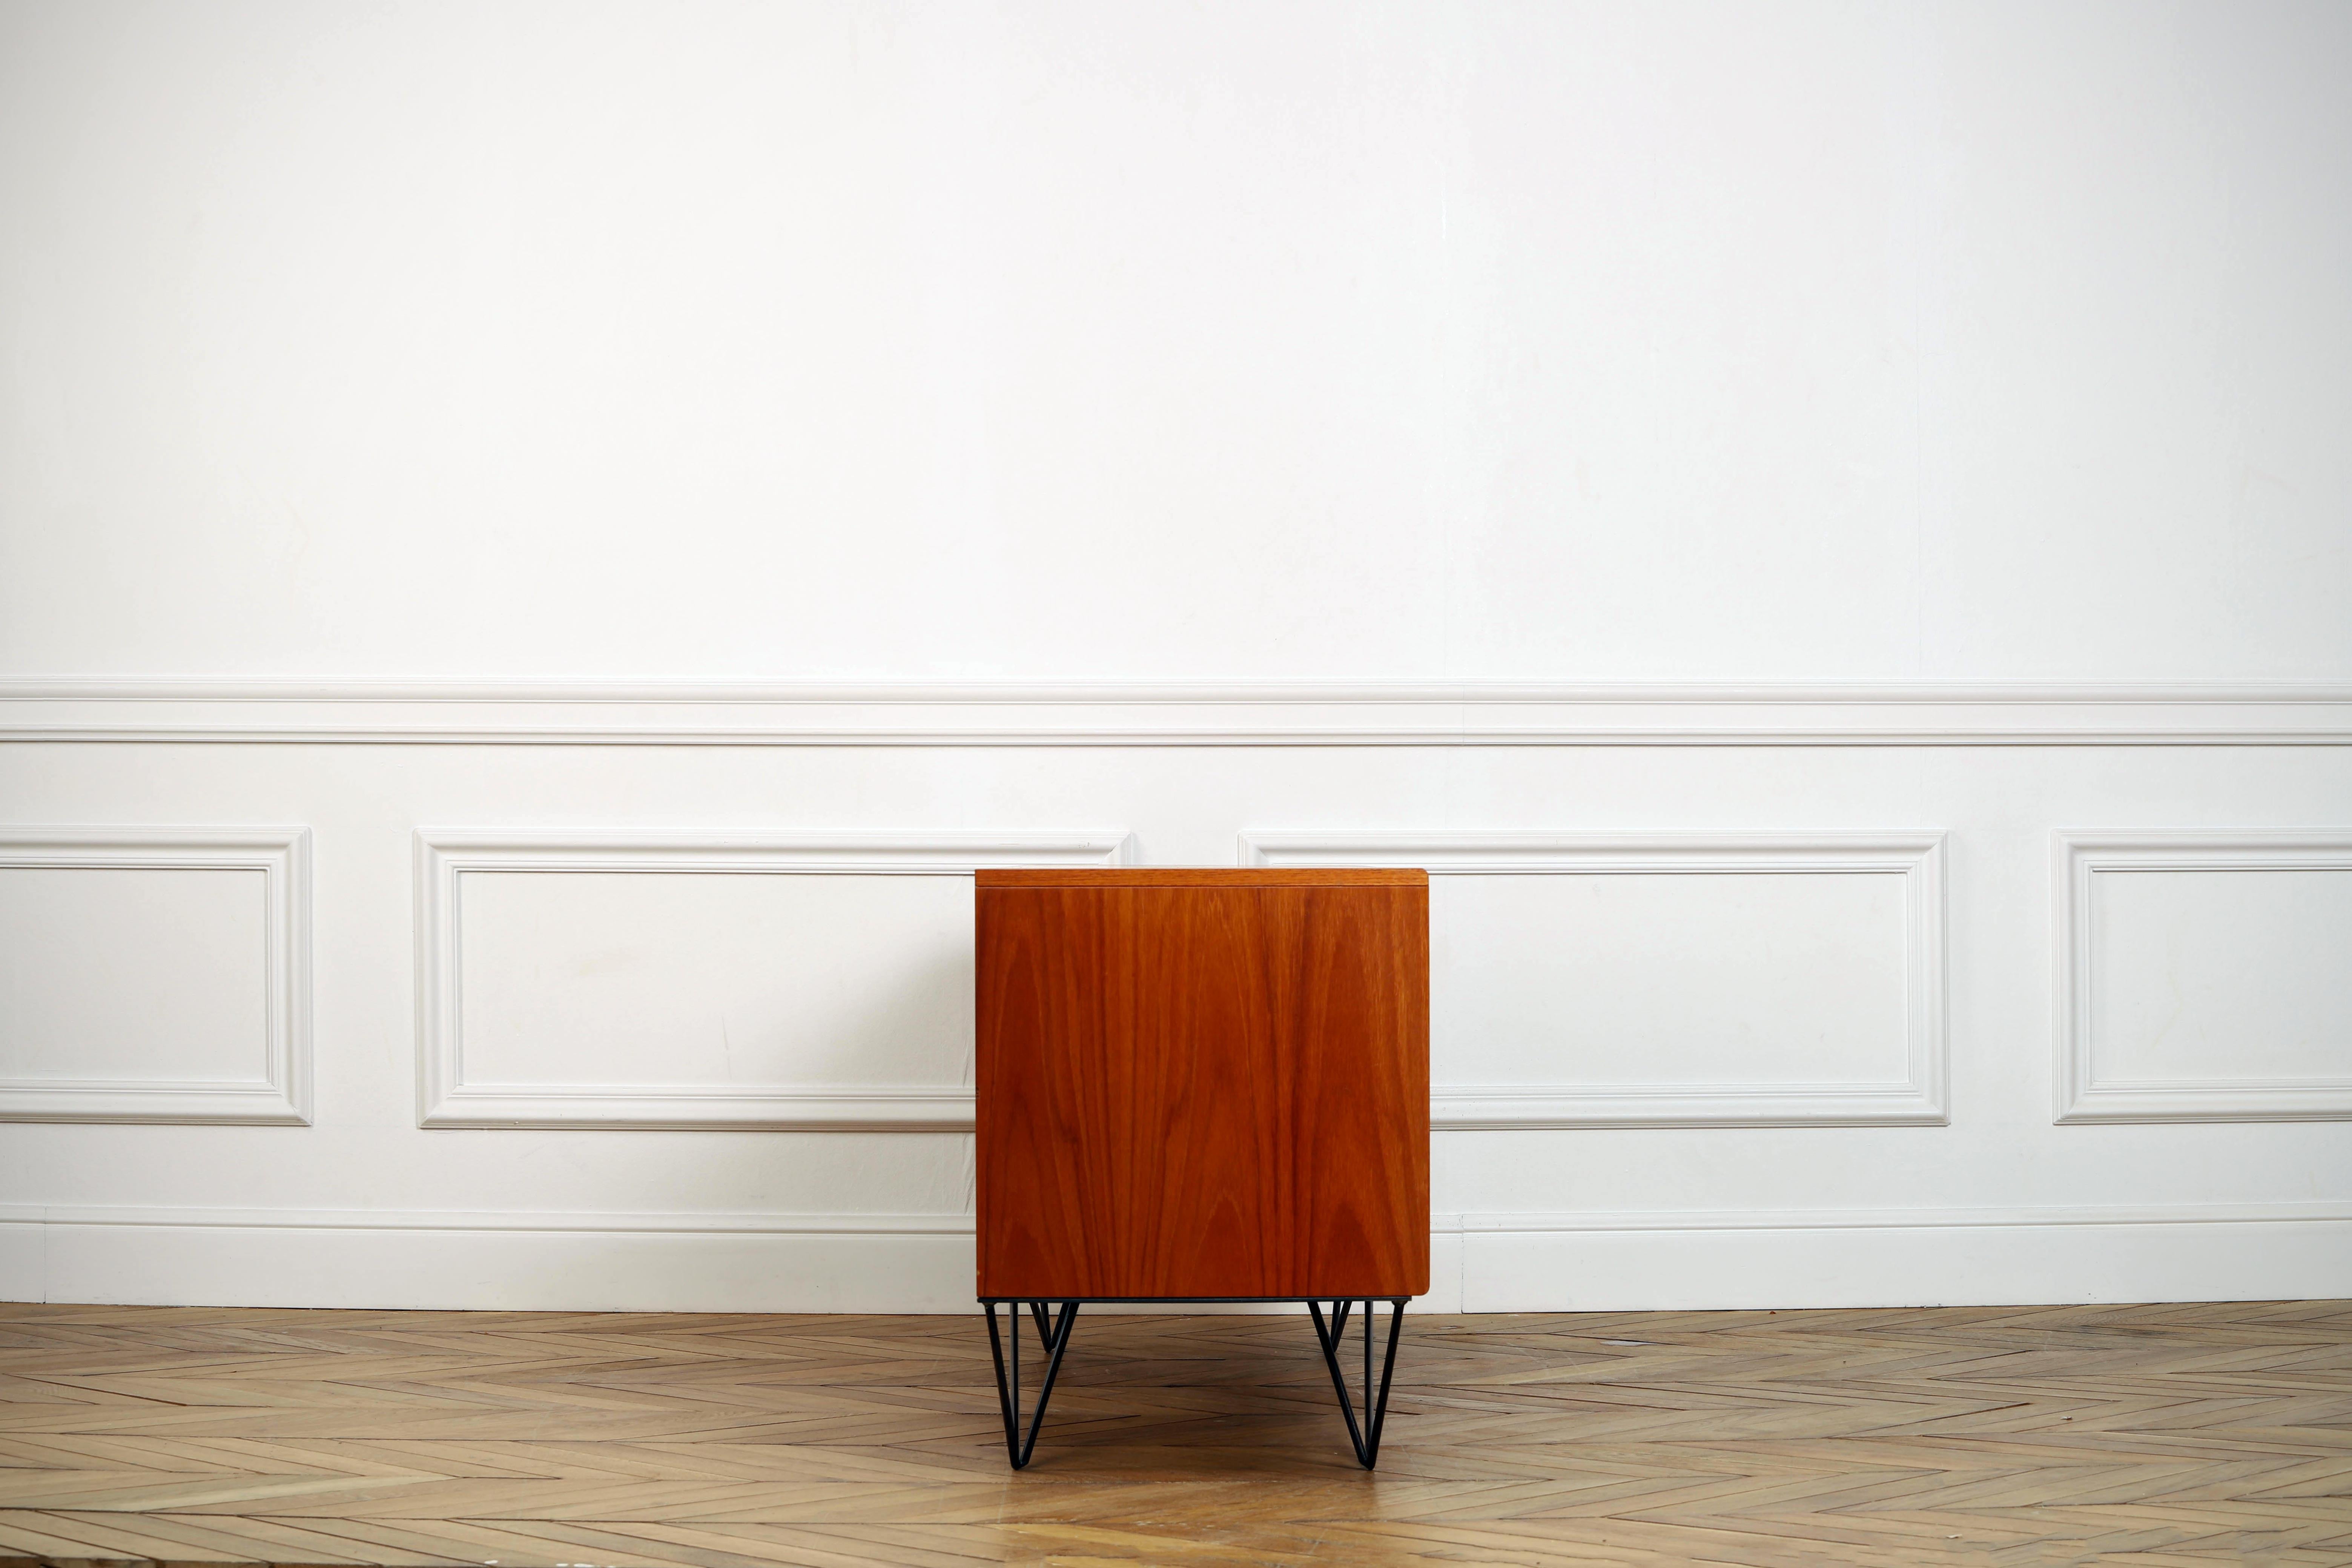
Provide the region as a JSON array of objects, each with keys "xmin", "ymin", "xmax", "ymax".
[
  {"xmin": 2056, "ymin": 831, "xmax": 2352, "ymax": 1123},
  {"xmin": 0, "ymin": 828, "xmax": 311, "ymax": 1125},
  {"xmin": 1242, "ymin": 832, "xmax": 1947, "ymax": 1128},
  {"xmin": 415, "ymin": 829, "xmax": 1134, "ymax": 1130}
]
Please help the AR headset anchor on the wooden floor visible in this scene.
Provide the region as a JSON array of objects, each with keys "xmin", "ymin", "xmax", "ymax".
[{"xmin": 0, "ymin": 1301, "xmax": 2346, "ymax": 1566}]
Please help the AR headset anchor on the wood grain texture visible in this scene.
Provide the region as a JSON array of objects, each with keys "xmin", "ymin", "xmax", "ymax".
[
  {"xmin": 976, "ymin": 871, "xmax": 1429, "ymax": 1301},
  {"xmin": 0, "ymin": 1300, "xmax": 2347, "ymax": 1566},
  {"xmin": 979, "ymin": 870, "xmax": 1425, "ymax": 887}
]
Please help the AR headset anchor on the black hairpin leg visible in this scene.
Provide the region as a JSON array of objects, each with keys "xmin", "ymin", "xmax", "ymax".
[
  {"xmin": 984, "ymin": 1298, "xmax": 1080, "ymax": 1469},
  {"xmin": 1308, "ymin": 1298, "xmax": 1405, "ymax": 1468}
]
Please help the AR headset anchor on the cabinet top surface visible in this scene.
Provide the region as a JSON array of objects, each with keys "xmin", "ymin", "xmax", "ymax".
[{"xmin": 977, "ymin": 868, "xmax": 1426, "ymax": 888}]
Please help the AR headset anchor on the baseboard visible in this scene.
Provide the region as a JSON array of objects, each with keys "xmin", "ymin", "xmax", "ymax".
[
  {"xmin": 13, "ymin": 1225, "xmax": 975, "ymax": 1314},
  {"xmin": 1460, "ymin": 1208, "xmax": 2352, "ymax": 1310},
  {"xmin": 0, "ymin": 1207, "xmax": 1457, "ymax": 1313},
  {"xmin": 6, "ymin": 1203, "xmax": 2347, "ymax": 1313}
]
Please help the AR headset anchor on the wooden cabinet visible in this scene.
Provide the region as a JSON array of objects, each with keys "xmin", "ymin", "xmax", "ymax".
[{"xmin": 973, "ymin": 868, "xmax": 1429, "ymax": 1467}]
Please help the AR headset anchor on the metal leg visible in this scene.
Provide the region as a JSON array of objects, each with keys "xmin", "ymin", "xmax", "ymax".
[
  {"xmin": 1307, "ymin": 1298, "xmax": 1405, "ymax": 1468},
  {"xmin": 983, "ymin": 1298, "xmax": 1080, "ymax": 1470}
]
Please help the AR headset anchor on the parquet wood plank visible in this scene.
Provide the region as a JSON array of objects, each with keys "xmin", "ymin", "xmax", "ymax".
[
  {"xmin": 0, "ymin": 1512, "xmax": 161, "ymax": 1565},
  {"xmin": 487, "ymin": 1518, "xmax": 968, "ymax": 1568},
  {"xmin": 247, "ymin": 1514, "xmax": 694, "ymax": 1568},
  {"xmin": 598, "ymin": 1521, "xmax": 1001, "ymax": 1568},
  {"xmin": 11, "ymin": 1513, "xmax": 284, "ymax": 1566},
  {"xmin": 43, "ymin": 1512, "xmax": 462, "ymax": 1568},
  {"xmin": 0, "ymin": 1302, "xmax": 2346, "ymax": 1566}
]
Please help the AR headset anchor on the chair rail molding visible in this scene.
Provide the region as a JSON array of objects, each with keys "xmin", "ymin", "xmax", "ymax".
[
  {"xmin": 415, "ymin": 828, "xmax": 1136, "ymax": 1130},
  {"xmin": 2055, "ymin": 830, "xmax": 2352, "ymax": 1124},
  {"xmin": 9, "ymin": 1197, "xmax": 2348, "ymax": 1237},
  {"xmin": 5, "ymin": 679, "xmax": 2350, "ymax": 746},
  {"xmin": 1242, "ymin": 831, "xmax": 1948, "ymax": 1129},
  {"xmin": 0, "ymin": 826, "xmax": 313, "ymax": 1124}
]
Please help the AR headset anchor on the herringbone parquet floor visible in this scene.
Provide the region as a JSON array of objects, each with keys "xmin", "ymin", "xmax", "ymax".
[{"xmin": 0, "ymin": 1300, "xmax": 2346, "ymax": 1567}]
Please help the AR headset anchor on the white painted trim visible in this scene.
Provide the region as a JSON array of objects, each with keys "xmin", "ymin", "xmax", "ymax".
[
  {"xmin": 1243, "ymin": 831, "xmax": 1948, "ymax": 1128},
  {"xmin": 11, "ymin": 1201, "xmax": 2346, "ymax": 1311},
  {"xmin": 7, "ymin": 1198, "xmax": 2344, "ymax": 1236},
  {"xmin": 415, "ymin": 829, "xmax": 1136, "ymax": 1130},
  {"xmin": 1458, "ymin": 1215, "xmax": 2352, "ymax": 1312},
  {"xmin": 3, "ymin": 680, "xmax": 2348, "ymax": 745},
  {"xmin": 0, "ymin": 828, "xmax": 311, "ymax": 1125},
  {"xmin": 0, "ymin": 1204, "xmax": 973, "ymax": 1235},
  {"xmin": 26, "ymin": 678, "xmax": 2352, "ymax": 701},
  {"xmin": 2054, "ymin": 830, "xmax": 2352, "ymax": 1124},
  {"xmin": 1454, "ymin": 1201, "xmax": 2352, "ymax": 1233}
]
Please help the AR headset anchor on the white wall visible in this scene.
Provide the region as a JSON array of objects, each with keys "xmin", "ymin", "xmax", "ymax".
[{"xmin": 2, "ymin": 0, "xmax": 2349, "ymax": 1312}]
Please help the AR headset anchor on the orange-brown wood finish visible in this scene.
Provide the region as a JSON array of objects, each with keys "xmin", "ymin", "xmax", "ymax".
[{"xmin": 976, "ymin": 869, "xmax": 1429, "ymax": 1301}]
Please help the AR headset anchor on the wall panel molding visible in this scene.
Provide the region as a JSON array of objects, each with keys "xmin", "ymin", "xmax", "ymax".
[
  {"xmin": 2055, "ymin": 830, "xmax": 2352, "ymax": 1124},
  {"xmin": 415, "ymin": 829, "xmax": 1135, "ymax": 1130},
  {"xmin": 0, "ymin": 827, "xmax": 312, "ymax": 1124},
  {"xmin": 6, "ymin": 679, "xmax": 2349, "ymax": 746},
  {"xmin": 1243, "ymin": 832, "xmax": 1948, "ymax": 1129}
]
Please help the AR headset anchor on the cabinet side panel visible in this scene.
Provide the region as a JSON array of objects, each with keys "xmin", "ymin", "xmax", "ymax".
[
  {"xmin": 978, "ymin": 883, "xmax": 1430, "ymax": 1301},
  {"xmin": 1283, "ymin": 885, "xmax": 1430, "ymax": 1297},
  {"xmin": 979, "ymin": 886, "xmax": 1290, "ymax": 1297},
  {"xmin": 976, "ymin": 887, "xmax": 1103, "ymax": 1297},
  {"xmin": 1130, "ymin": 887, "xmax": 1289, "ymax": 1295}
]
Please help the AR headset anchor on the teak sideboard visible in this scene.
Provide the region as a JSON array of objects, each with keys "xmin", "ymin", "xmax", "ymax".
[{"xmin": 975, "ymin": 868, "xmax": 1430, "ymax": 1468}]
